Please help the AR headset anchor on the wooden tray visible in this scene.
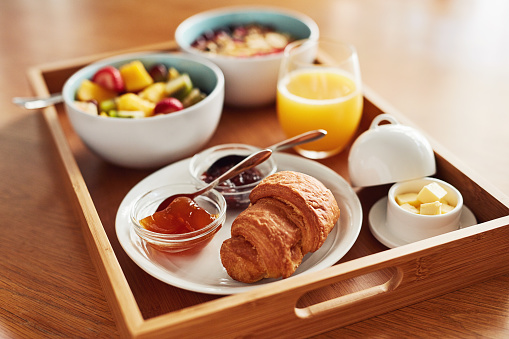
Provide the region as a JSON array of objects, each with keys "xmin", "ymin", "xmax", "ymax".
[{"xmin": 27, "ymin": 41, "xmax": 509, "ymax": 338}]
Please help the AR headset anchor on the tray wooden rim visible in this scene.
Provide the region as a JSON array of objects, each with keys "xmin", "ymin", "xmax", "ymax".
[{"xmin": 26, "ymin": 41, "xmax": 509, "ymax": 338}]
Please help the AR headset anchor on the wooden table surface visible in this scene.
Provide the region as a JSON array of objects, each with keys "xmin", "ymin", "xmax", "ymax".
[{"xmin": 2, "ymin": 0, "xmax": 508, "ymax": 337}]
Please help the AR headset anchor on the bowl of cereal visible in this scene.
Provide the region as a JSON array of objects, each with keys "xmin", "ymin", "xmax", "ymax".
[
  {"xmin": 62, "ymin": 52, "xmax": 224, "ymax": 168},
  {"xmin": 175, "ymin": 6, "xmax": 319, "ymax": 107}
]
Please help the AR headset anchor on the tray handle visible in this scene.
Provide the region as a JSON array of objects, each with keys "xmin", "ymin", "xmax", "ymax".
[{"xmin": 294, "ymin": 266, "xmax": 404, "ymax": 319}]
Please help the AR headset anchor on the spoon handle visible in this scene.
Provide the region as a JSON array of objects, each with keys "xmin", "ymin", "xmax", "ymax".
[
  {"xmin": 195, "ymin": 149, "xmax": 273, "ymax": 196},
  {"xmin": 269, "ymin": 129, "xmax": 327, "ymax": 152},
  {"xmin": 12, "ymin": 93, "xmax": 64, "ymax": 109}
]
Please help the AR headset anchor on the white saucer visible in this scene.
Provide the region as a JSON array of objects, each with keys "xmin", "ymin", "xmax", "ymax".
[{"xmin": 369, "ymin": 197, "xmax": 477, "ymax": 248}]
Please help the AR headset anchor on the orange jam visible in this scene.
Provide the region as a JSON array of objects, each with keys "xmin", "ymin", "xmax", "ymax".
[{"xmin": 140, "ymin": 197, "xmax": 216, "ymax": 234}]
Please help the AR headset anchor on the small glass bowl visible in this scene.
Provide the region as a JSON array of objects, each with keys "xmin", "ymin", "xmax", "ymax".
[
  {"xmin": 189, "ymin": 143, "xmax": 277, "ymax": 209},
  {"xmin": 130, "ymin": 184, "xmax": 226, "ymax": 254}
]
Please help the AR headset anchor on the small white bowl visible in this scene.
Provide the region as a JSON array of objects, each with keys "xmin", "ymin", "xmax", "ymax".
[
  {"xmin": 348, "ymin": 114, "xmax": 436, "ymax": 187},
  {"xmin": 386, "ymin": 177, "xmax": 463, "ymax": 243},
  {"xmin": 62, "ymin": 52, "xmax": 225, "ymax": 169},
  {"xmin": 175, "ymin": 6, "xmax": 319, "ymax": 107}
]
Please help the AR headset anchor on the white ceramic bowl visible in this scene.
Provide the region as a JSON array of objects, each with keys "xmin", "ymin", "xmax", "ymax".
[
  {"xmin": 348, "ymin": 114, "xmax": 436, "ymax": 187},
  {"xmin": 175, "ymin": 6, "xmax": 319, "ymax": 107},
  {"xmin": 386, "ymin": 177, "xmax": 463, "ymax": 243},
  {"xmin": 62, "ymin": 52, "xmax": 225, "ymax": 169}
]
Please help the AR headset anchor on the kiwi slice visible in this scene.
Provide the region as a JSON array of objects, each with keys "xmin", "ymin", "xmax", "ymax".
[
  {"xmin": 182, "ymin": 88, "xmax": 206, "ymax": 108},
  {"xmin": 165, "ymin": 74, "xmax": 193, "ymax": 100}
]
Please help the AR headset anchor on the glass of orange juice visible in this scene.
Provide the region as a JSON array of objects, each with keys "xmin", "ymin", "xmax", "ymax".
[{"xmin": 277, "ymin": 39, "xmax": 363, "ymax": 159}]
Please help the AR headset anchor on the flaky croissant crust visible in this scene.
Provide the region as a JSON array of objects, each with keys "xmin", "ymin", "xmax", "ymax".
[
  {"xmin": 249, "ymin": 171, "xmax": 340, "ymax": 253},
  {"xmin": 220, "ymin": 171, "xmax": 340, "ymax": 283}
]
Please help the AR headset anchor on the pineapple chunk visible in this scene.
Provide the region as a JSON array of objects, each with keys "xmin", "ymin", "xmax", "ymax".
[
  {"xmin": 420, "ymin": 201, "xmax": 442, "ymax": 215},
  {"xmin": 400, "ymin": 203, "xmax": 419, "ymax": 214},
  {"xmin": 168, "ymin": 67, "xmax": 180, "ymax": 80},
  {"xmin": 116, "ymin": 93, "xmax": 155, "ymax": 117},
  {"xmin": 119, "ymin": 60, "xmax": 154, "ymax": 92},
  {"xmin": 417, "ymin": 183, "xmax": 447, "ymax": 204},
  {"xmin": 395, "ymin": 192, "xmax": 419, "ymax": 207},
  {"xmin": 139, "ymin": 82, "xmax": 167, "ymax": 103},
  {"xmin": 76, "ymin": 79, "xmax": 117, "ymax": 103}
]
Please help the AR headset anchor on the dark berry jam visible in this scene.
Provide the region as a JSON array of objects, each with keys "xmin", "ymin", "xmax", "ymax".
[{"xmin": 201, "ymin": 154, "xmax": 264, "ymax": 191}]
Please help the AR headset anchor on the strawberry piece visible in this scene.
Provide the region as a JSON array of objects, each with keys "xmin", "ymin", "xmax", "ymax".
[
  {"xmin": 154, "ymin": 97, "xmax": 184, "ymax": 115},
  {"xmin": 92, "ymin": 66, "xmax": 125, "ymax": 92}
]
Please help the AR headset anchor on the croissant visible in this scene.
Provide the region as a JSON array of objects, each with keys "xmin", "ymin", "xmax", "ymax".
[{"xmin": 220, "ymin": 171, "xmax": 340, "ymax": 283}]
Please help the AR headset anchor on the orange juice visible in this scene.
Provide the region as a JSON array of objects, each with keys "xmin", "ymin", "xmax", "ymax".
[{"xmin": 277, "ymin": 68, "xmax": 363, "ymax": 158}]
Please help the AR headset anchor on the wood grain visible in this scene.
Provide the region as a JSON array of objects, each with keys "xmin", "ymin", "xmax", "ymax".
[
  {"xmin": 25, "ymin": 51, "xmax": 509, "ymax": 336},
  {"xmin": 2, "ymin": 0, "xmax": 509, "ymax": 338}
]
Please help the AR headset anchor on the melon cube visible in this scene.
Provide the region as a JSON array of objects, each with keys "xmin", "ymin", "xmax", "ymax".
[
  {"xmin": 119, "ymin": 61, "xmax": 154, "ymax": 92},
  {"xmin": 417, "ymin": 183, "xmax": 447, "ymax": 204},
  {"xmin": 116, "ymin": 93, "xmax": 155, "ymax": 117},
  {"xmin": 76, "ymin": 79, "xmax": 117, "ymax": 103}
]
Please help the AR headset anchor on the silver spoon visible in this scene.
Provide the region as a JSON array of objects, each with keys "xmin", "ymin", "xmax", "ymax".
[
  {"xmin": 206, "ymin": 129, "xmax": 327, "ymax": 175},
  {"xmin": 266, "ymin": 129, "xmax": 326, "ymax": 152},
  {"xmin": 156, "ymin": 149, "xmax": 272, "ymax": 211},
  {"xmin": 12, "ymin": 93, "xmax": 64, "ymax": 110}
]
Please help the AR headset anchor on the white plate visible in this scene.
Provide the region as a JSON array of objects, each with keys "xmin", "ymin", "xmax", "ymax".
[
  {"xmin": 369, "ymin": 197, "xmax": 477, "ymax": 248},
  {"xmin": 116, "ymin": 153, "xmax": 362, "ymax": 295}
]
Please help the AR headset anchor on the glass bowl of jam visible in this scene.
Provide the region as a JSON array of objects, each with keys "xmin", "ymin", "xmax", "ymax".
[
  {"xmin": 130, "ymin": 184, "xmax": 227, "ymax": 254},
  {"xmin": 189, "ymin": 144, "xmax": 277, "ymax": 209}
]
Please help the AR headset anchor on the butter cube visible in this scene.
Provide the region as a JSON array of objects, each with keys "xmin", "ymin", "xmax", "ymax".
[
  {"xmin": 400, "ymin": 203, "xmax": 419, "ymax": 214},
  {"xmin": 395, "ymin": 192, "xmax": 420, "ymax": 207},
  {"xmin": 420, "ymin": 201, "xmax": 442, "ymax": 215},
  {"xmin": 417, "ymin": 183, "xmax": 447, "ymax": 204},
  {"xmin": 441, "ymin": 203, "xmax": 455, "ymax": 214}
]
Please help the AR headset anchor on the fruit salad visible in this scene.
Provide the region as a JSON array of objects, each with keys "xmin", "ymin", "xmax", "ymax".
[
  {"xmin": 191, "ymin": 23, "xmax": 294, "ymax": 57},
  {"xmin": 73, "ymin": 60, "xmax": 207, "ymax": 118}
]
